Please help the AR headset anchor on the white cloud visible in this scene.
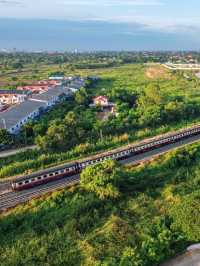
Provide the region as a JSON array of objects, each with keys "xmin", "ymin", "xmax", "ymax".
[
  {"xmin": 60, "ymin": 0, "xmax": 164, "ymax": 7},
  {"xmin": 0, "ymin": 0, "xmax": 22, "ymax": 5}
]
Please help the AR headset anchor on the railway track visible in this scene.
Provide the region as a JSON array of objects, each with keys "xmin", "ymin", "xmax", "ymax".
[
  {"xmin": 1, "ymin": 126, "xmax": 200, "ymax": 212},
  {"xmin": 0, "ymin": 175, "xmax": 79, "ymax": 211}
]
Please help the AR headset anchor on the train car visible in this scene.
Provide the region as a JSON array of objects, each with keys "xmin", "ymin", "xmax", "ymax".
[
  {"xmin": 11, "ymin": 162, "xmax": 79, "ymax": 191},
  {"xmin": 11, "ymin": 124, "xmax": 200, "ymax": 191}
]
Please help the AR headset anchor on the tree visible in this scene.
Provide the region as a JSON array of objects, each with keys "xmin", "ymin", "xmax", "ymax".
[
  {"xmin": 0, "ymin": 129, "xmax": 13, "ymax": 146},
  {"xmin": 170, "ymin": 191, "xmax": 200, "ymax": 241},
  {"xmin": 80, "ymin": 160, "xmax": 122, "ymax": 200},
  {"xmin": 75, "ymin": 87, "xmax": 89, "ymax": 106}
]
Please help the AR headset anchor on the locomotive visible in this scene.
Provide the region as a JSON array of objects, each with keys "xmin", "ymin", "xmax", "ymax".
[{"xmin": 11, "ymin": 124, "xmax": 200, "ymax": 191}]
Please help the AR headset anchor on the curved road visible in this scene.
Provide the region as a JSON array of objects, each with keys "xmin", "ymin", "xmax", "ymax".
[{"xmin": 1, "ymin": 131, "xmax": 200, "ymax": 212}]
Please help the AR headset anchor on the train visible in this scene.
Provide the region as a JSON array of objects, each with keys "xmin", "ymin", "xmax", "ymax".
[{"xmin": 11, "ymin": 124, "xmax": 200, "ymax": 191}]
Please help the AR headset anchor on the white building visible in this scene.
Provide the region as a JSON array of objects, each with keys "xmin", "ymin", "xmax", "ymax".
[
  {"xmin": 0, "ymin": 100, "xmax": 46, "ymax": 134},
  {"xmin": 0, "ymin": 87, "xmax": 71, "ymax": 134},
  {"xmin": 0, "ymin": 90, "xmax": 30, "ymax": 105}
]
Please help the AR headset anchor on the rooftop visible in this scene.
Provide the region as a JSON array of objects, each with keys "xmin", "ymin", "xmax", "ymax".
[
  {"xmin": 30, "ymin": 87, "xmax": 71, "ymax": 102},
  {"xmin": 0, "ymin": 100, "xmax": 46, "ymax": 130},
  {"xmin": 0, "ymin": 89, "xmax": 31, "ymax": 95}
]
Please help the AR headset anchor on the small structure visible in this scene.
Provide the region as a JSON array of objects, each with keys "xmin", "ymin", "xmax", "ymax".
[
  {"xmin": 49, "ymin": 75, "xmax": 64, "ymax": 80},
  {"xmin": 93, "ymin": 96, "xmax": 109, "ymax": 106},
  {"xmin": 91, "ymin": 96, "xmax": 115, "ymax": 110},
  {"xmin": 90, "ymin": 96, "xmax": 116, "ymax": 120},
  {"xmin": 0, "ymin": 90, "xmax": 30, "ymax": 105}
]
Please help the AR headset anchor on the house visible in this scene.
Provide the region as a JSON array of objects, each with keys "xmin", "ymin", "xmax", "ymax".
[
  {"xmin": 29, "ymin": 87, "xmax": 71, "ymax": 108},
  {"xmin": 36, "ymin": 80, "xmax": 62, "ymax": 86},
  {"xmin": 0, "ymin": 87, "xmax": 72, "ymax": 134},
  {"xmin": 0, "ymin": 100, "xmax": 46, "ymax": 134},
  {"xmin": 93, "ymin": 96, "xmax": 109, "ymax": 107},
  {"xmin": 69, "ymin": 78, "xmax": 85, "ymax": 89},
  {"xmin": 17, "ymin": 85, "xmax": 49, "ymax": 94},
  {"xmin": 90, "ymin": 96, "xmax": 116, "ymax": 114},
  {"xmin": 0, "ymin": 90, "xmax": 30, "ymax": 105}
]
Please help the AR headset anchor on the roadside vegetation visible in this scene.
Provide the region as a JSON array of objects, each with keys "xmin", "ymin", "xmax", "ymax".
[{"xmin": 1, "ymin": 143, "xmax": 200, "ymax": 265}]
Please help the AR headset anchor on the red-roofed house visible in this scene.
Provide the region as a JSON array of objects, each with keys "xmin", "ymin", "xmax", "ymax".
[
  {"xmin": 36, "ymin": 80, "xmax": 62, "ymax": 86},
  {"xmin": 90, "ymin": 96, "xmax": 116, "ymax": 115},
  {"xmin": 93, "ymin": 96, "xmax": 109, "ymax": 107},
  {"xmin": 17, "ymin": 85, "xmax": 49, "ymax": 94}
]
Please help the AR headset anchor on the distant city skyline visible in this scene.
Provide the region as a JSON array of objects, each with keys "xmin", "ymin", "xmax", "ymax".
[{"xmin": 0, "ymin": 1, "xmax": 199, "ymax": 51}]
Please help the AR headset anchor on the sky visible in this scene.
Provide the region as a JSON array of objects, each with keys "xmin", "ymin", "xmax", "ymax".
[{"xmin": 0, "ymin": 0, "xmax": 199, "ymax": 51}]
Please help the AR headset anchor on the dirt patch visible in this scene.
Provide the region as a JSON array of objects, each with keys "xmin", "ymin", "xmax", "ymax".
[{"xmin": 146, "ymin": 66, "xmax": 171, "ymax": 80}]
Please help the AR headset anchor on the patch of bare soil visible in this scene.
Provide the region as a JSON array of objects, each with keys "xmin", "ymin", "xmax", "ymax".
[{"xmin": 146, "ymin": 66, "xmax": 171, "ymax": 79}]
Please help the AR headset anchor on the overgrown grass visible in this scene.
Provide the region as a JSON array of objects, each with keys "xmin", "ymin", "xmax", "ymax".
[{"xmin": 1, "ymin": 143, "xmax": 200, "ymax": 265}]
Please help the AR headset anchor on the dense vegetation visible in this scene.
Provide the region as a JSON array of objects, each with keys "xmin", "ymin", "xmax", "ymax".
[
  {"xmin": 1, "ymin": 54, "xmax": 200, "ymax": 265},
  {"xmin": 1, "ymin": 63, "xmax": 200, "ymax": 179},
  {"xmin": 1, "ymin": 143, "xmax": 200, "ymax": 265}
]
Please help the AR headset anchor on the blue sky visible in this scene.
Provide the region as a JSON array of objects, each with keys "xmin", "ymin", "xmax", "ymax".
[
  {"xmin": 0, "ymin": 0, "xmax": 199, "ymax": 50},
  {"xmin": 0, "ymin": 0, "xmax": 199, "ymax": 29}
]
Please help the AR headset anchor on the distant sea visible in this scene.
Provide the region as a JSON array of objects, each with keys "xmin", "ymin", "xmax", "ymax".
[{"xmin": 0, "ymin": 18, "xmax": 199, "ymax": 51}]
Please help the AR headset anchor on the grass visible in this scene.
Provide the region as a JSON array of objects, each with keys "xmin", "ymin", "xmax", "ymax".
[{"xmin": 0, "ymin": 143, "xmax": 200, "ymax": 265}]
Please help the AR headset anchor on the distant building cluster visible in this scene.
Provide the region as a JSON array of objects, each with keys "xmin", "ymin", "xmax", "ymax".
[{"xmin": 0, "ymin": 75, "xmax": 86, "ymax": 134}]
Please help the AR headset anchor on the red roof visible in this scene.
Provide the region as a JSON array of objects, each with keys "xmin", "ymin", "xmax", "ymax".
[{"xmin": 94, "ymin": 96, "xmax": 108, "ymax": 101}]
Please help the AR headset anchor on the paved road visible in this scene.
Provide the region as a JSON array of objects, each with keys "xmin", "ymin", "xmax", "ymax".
[
  {"xmin": 0, "ymin": 145, "xmax": 37, "ymax": 158},
  {"xmin": 1, "ymin": 131, "xmax": 200, "ymax": 212}
]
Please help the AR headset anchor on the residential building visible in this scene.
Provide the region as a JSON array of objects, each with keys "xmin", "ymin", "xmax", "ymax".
[
  {"xmin": 30, "ymin": 86, "xmax": 71, "ymax": 108},
  {"xmin": 36, "ymin": 80, "xmax": 62, "ymax": 86},
  {"xmin": 0, "ymin": 90, "xmax": 30, "ymax": 105},
  {"xmin": 0, "ymin": 86, "xmax": 72, "ymax": 134},
  {"xmin": 17, "ymin": 85, "xmax": 49, "ymax": 94},
  {"xmin": 93, "ymin": 96, "xmax": 109, "ymax": 106},
  {"xmin": 0, "ymin": 100, "xmax": 46, "ymax": 134},
  {"xmin": 90, "ymin": 96, "xmax": 116, "ymax": 114}
]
